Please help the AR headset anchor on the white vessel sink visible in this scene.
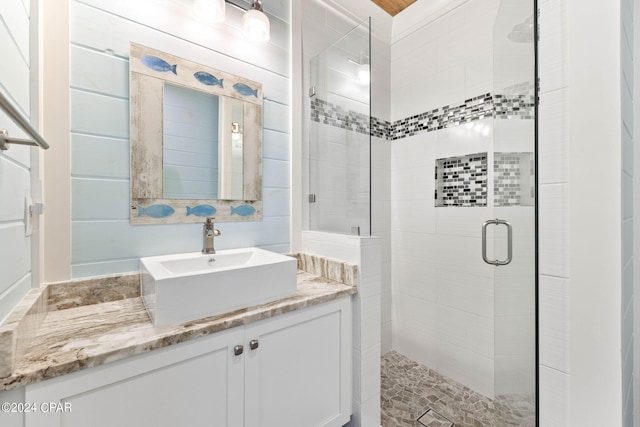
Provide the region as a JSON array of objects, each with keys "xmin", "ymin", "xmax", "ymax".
[{"xmin": 140, "ymin": 248, "xmax": 298, "ymax": 327}]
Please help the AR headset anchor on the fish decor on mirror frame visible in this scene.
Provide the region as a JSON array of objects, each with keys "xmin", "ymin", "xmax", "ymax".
[
  {"xmin": 186, "ymin": 205, "xmax": 217, "ymax": 217},
  {"xmin": 137, "ymin": 204, "xmax": 176, "ymax": 218},
  {"xmin": 230, "ymin": 205, "xmax": 256, "ymax": 217},
  {"xmin": 232, "ymin": 83, "xmax": 258, "ymax": 97},
  {"xmin": 193, "ymin": 71, "xmax": 224, "ymax": 88},
  {"xmin": 140, "ymin": 55, "xmax": 178, "ymax": 75}
]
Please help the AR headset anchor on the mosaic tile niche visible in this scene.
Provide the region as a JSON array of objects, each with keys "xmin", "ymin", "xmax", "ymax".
[
  {"xmin": 435, "ymin": 153, "xmax": 488, "ymax": 207},
  {"xmin": 493, "ymin": 152, "xmax": 535, "ymax": 207},
  {"xmin": 434, "ymin": 152, "xmax": 534, "ymax": 208}
]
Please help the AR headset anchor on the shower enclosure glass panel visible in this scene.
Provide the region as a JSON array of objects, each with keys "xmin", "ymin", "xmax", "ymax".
[
  {"xmin": 309, "ymin": 18, "xmax": 371, "ymax": 236},
  {"xmin": 492, "ymin": 0, "xmax": 537, "ymax": 424}
]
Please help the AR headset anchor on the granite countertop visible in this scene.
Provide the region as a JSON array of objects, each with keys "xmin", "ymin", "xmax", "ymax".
[{"xmin": 0, "ymin": 253, "xmax": 357, "ymax": 391}]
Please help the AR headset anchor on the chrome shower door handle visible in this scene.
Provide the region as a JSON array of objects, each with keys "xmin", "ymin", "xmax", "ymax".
[{"xmin": 482, "ymin": 219, "xmax": 513, "ymax": 266}]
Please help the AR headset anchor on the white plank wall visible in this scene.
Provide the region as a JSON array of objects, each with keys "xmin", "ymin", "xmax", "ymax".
[
  {"xmin": 69, "ymin": 0, "xmax": 291, "ymax": 277},
  {"xmin": 0, "ymin": 0, "xmax": 32, "ymax": 322}
]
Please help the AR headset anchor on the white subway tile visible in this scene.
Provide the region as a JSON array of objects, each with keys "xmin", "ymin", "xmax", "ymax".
[
  {"xmin": 435, "ymin": 304, "xmax": 493, "ymax": 358},
  {"xmin": 355, "ymin": 294, "xmax": 381, "ymax": 350},
  {"xmin": 538, "ymin": 89, "xmax": 569, "ymax": 184},
  {"xmin": 436, "ymin": 268, "xmax": 493, "ymax": 317},
  {"xmin": 359, "ymin": 394, "xmax": 382, "ymax": 427},
  {"xmin": 434, "ymin": 338, "xmax": 494, "ymax": 398},
  {"xmin": 538, "ymin": 184, "xmax": 569, "ymax": 277},
  {"xmin": 539, "ymin": 366, "xmax": 569, "ymax": 427},
  {"xmin": 539, "ymin": 0, "xmax": 568, "ymax": 93}
]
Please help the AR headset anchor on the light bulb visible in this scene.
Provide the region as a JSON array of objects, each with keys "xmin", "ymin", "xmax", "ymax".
[
  {"xmin": 242, "ymin": 1, "xmax": 270, "ymax": 42},
  {"xmin": 194, "ymin": 0, "xmax": 226, "ymax": 23},
  {"xmin": 357, "ymin": 63, "xmax": 370, "ymax": 85}
]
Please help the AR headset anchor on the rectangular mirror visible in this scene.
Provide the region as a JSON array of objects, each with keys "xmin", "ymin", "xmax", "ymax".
[
  {"xmin": 162, "ymin": 84, "xmax": 246, "ymax": 200},
  {"xmin": 130, "ymin": 43, "xmax": 262, "ymax": 224}
]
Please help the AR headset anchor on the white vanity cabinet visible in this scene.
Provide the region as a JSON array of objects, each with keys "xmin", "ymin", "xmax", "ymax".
[
  {"xmin": 23, "ymin": 298, "xmax": 352, "ymax": 427},
  {"xmin": 244, "ymin": 299, "xmax": 352, "ymax": 427},
  {"xmin": 25, "ymin": 327, "xmax": 246, "ymax": 427}
]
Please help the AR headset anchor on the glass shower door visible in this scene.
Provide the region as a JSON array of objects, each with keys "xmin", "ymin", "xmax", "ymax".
[
  {"xmin": 490, "ymin": 0, "xmax": 537, "ymax": 424},
  {"xmin": 308, "ymin": 18, "xmax": 371, "ymax": 236}
]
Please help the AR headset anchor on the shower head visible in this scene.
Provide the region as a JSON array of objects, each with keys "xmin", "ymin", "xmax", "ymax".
[{"xmin": 507, "ymin": 16, "xmax": 534, "ymax": 43}]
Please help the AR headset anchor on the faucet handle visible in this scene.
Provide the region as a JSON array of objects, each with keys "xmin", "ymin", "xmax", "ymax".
[{"xmin": 205, "ymin": 217, "xmax": 214, "ymax": 230}]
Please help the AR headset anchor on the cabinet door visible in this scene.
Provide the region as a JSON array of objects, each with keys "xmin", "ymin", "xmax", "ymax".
[
  {"xmin": 244, "ymin": 298, "xmax": 352, "ymax": 427},
  {"xmin": 25, "ymin": 328, "xmax": 244, "ymax": 427}
]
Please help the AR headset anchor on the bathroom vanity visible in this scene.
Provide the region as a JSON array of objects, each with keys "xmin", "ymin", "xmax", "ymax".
[
  {"xmin": 0, "ymin": 254, "xmax": 356, "ymax": 427},
  {"xmin": 25, "ymin": 299, "xmax": 351, "ymax": 427}
]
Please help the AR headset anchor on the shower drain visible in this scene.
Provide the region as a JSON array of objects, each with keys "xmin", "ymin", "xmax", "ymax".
[{"xmin": 417, "ymin": 408, "xmax": 454, "ymax": 427}]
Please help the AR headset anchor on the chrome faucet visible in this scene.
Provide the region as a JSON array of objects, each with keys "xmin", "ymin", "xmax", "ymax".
[{"xmin": 202, "ymin": 217, "xmax": 221, "ymax": 254}]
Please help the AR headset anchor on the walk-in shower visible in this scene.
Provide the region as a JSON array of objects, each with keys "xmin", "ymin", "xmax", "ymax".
[{"xmin": 306, "ymin": 0, "xmax": 537, "ymax": 424}]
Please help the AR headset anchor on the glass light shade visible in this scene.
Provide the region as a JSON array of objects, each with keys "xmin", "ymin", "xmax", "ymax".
[
  {"xmin": 356, "ymin": 63, "xmax": 370, "ymax": 85},
  {"xmin": 242, "ymin": 9, "xmax": 270, "ymax": 42},
  {"xmin": 194, "ymin": 0, "xmax": 226, "ymax": 23}
]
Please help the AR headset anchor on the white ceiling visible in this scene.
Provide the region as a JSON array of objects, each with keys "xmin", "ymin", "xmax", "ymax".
[{"xmin": 325, "ymin": 0, "xmax": 465, "ymax": 45}]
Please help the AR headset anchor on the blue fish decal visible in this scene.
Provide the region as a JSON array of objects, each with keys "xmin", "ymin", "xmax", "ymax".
[
  {"xmin": 194, "ymin": 71, "xmax": 224, "ymax": 88},
  {"xmin": 137, "ymin": 204, "xmax": 175, "ymax": 218},
  {"xmin": 186, "ymin": 205, "xmax": 217, "ymax": 217},
  {"xmin": 230, "ymin": 204, "xmax": 256, "ymax": 217},
  {"xmin": 233, "ymin": 83, "xmax": 258, "ymax": 97},
  {"xmin": 140, "ymin": 56, "xmax": 177, "ymax": 75}
]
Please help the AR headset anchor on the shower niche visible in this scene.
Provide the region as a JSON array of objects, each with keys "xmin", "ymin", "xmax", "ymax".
[{"xmin": 434, "ymin": 152, "xmax": 534, "ymax": 208}]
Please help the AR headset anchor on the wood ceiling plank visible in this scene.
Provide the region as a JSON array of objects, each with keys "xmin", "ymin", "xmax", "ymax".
[{"xmin": 371, "ymin": 0, "xmax": 417, "ymax": 16}]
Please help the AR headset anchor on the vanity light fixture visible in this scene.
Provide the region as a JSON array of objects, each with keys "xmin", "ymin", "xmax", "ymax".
[
  {"xmin": 241, "ymin": 0, "xmax": 270, "ymax": 42},
  {"xmin": 194, "ymin": 0, "xmax": 226, "ymax": 23},
  {"xmin": 195, "ymin": 0, "xmax": 271, "ymax": 43},
  {"xmin": 348, "ymin": 54, "xmax": 370, "ymax": 85},
  {"xmin": 357, "ymin": 62, "xmax": 370, "ymax": 85}
]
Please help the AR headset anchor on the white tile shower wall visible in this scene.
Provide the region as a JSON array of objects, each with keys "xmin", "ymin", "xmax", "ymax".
[
  {"xmin": 391, "ymin": 130, "xmax": 498, "ymax": 397},
  {"xmin": 0, "ymin": 0, "xmax": 33, "ymax": 322},
  {"xmin": 538, "ymin": 0, "xmax": 571, "ymax": 424},
  {"xmin": 390, "ymin": 0, "xmax": 537, "ymax": 400},
  {"xmin": 634, "ymin": 0, "xmax": 640, "ymax": 424},
  {"xmin": 68, "ymin": 0, "xmax": 291, "ymax": 277},
  {"xmin": 622, "ymin": 0, "xmax": 635, "ymax": 425},
  {"xmin": 300, "ymin": 0, "xmax": 392, "ymax": 355},
  {"xmin": 390, "ymin": 0, "xmax": 500, "ymax": 122},
  {"xmin": 372, "ymin": 135, "xmax": 392, "ymax": 354},
  {"xmin": 390, "ymin": 0, "xmax": 499, "ymax": 395},
  {"xmin": 301, "ymin": 231, "xmax": 381, "ymax": 427},
  {"xmin": 308, "ymin": 121, "xmax": 370, "ymax": 235}
]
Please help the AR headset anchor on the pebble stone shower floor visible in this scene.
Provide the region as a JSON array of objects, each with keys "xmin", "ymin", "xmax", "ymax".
[{"xmin": 381, "ymin": 351, "xmax": 535, "ymax": 427}]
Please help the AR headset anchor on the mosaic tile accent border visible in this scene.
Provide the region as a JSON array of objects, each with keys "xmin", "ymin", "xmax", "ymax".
[
  {"xmin": 494, "ymin": 94, "xmax": 535, "ymax": 120},
  {"xmin": 310, "ymin": 86, "xmax": 535, "ymax": 142},
  {"xmin": 388, "ymin": 93, "xmax": 494, "ymax": 140},
  {"xmin": 435, "ymin": 153, "xmax": 488, "ymax": 207},
  {"xmin": 310, "ymin": 98, "xmax": 370, "ymax": 135}
]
